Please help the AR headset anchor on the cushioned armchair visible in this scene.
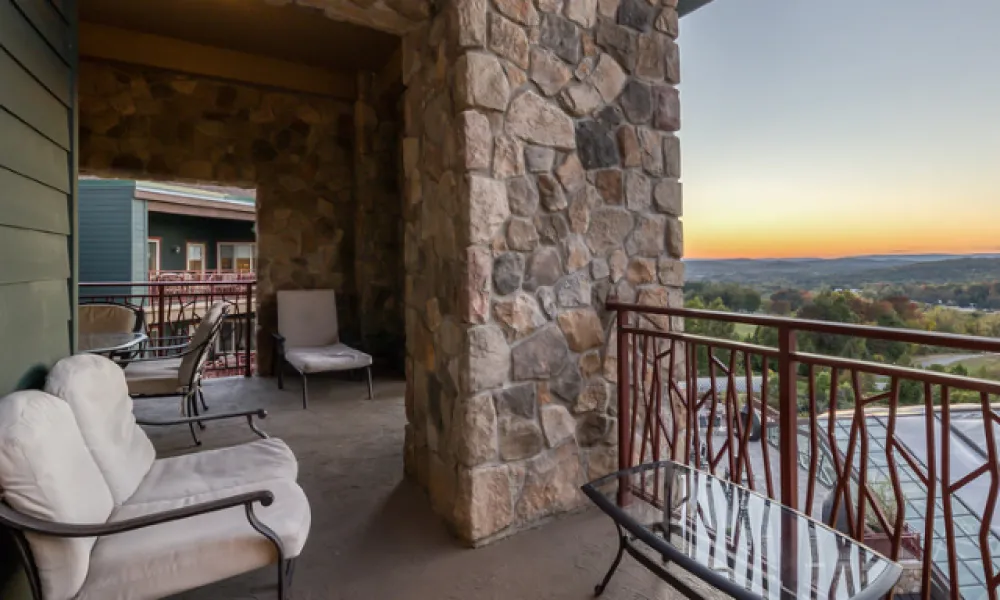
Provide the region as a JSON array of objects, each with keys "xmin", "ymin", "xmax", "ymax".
[
  {"xmin": 125, "ymin": 302, "xmax": 229, "ymax": 443},
  {"xmin": 273, "ymin": 289, "xmax": 373, "ymax": 408},
  {"xmin": 0, "ymin": 355, "xmax": 310, "ymax": 600}
]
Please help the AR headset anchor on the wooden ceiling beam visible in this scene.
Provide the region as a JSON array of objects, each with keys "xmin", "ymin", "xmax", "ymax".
[{"xmin": 79, "ymin": 22, "xmax": 356, "ymax": 99}]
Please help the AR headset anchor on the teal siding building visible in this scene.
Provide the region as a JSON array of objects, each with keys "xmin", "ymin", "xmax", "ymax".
[{"xmin": 78, "ymin": 179, "xmax": 255, "ymax": 294}]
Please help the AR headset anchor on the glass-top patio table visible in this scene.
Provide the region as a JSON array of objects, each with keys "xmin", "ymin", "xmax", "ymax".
[
  {"xmin": 78, "ymin": 332, "xmax": 147, "ymax": 355},
  {"xmin": 582, "ymin": 461, "xmax": 902, "ymax": 600}
]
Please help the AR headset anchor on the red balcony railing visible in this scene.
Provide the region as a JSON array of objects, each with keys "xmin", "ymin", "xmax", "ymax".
[
  {"xmin": 80, "ymin": 280, "xmax": 257, "ymax": 378},
  {"xmin": 148, "ymin": 269, "xmax": 255, "ymax": 288},
  {"xmin": 610, "ymin": 301, "xmax": 1000, "ymax": 599}
]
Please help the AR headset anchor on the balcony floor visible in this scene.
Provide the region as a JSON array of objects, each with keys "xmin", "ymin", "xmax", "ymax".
[{"xmin": 138, "ymin": 375, "xmax": 713, "ymax": 600}]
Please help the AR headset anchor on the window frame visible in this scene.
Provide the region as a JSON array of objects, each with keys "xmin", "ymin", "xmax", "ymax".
[
  {"xmin": 147, "ymin": 237, "xmax": 161, "ymax": 274},
  {"xmin": 185, "ymin": 241, "xmax": 207, "ymax": 273},
  {"xmin": 216, "ymin": 241, "xmax": 256, "ymax": 274}
]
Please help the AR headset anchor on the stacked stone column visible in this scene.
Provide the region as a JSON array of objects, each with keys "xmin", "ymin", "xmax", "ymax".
[
  {"xmin": 354, "ymin": 70, "xmax": 406, "ymax": 369},
  {"xmin": 402, "ymin": 0, "xmax": 684, "ymax": 545}
]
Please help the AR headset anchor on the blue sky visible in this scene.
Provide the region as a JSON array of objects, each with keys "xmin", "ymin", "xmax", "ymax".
[{"xmin": 678, "ymin": 0, "xmax": 1000, "ymax": 258}]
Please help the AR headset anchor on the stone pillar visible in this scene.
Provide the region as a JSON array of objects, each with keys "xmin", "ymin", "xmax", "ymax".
[
  {"xmin": 354, "ymin": 68, "xmax": 406, "ymax": 370},
  {"xmin": 401, "ymin": 0, "xmax": 684, "ymax": 545},
  {"xmin": 400, "ymin": 10, "xmax": 468, "ymax": 527}
]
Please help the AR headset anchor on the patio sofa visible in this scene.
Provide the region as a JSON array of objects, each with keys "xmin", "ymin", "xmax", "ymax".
[{"xmin": 0, "ymin": 354, "xmax": 310, "ymax": 600}]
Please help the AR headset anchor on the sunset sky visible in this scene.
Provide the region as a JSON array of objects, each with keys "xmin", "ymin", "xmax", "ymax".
[{"xmin": 680, "ymin": 0, "xmax": 1000, "ymax": 259}]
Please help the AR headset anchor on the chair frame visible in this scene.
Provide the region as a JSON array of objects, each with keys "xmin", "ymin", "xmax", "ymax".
[
  {"xmin": 129, "ymin": 305, "xmax": 261, "ymax": 445},
  {"xmin": 0, "ymin": 490, "xmax": 296, "ymax": 600},
  {"xmin": 271, "ymin": 332, "xmax": 373, "ymax": 409}
]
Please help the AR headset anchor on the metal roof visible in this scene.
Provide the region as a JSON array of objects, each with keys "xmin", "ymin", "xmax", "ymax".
[
  {"xmin": 678, "ymin": 0, "xmax": 715, "ymax": 17},
  {"xmin": 824, "ymin": 412, "xmax": 1000, "ymax": 598}
]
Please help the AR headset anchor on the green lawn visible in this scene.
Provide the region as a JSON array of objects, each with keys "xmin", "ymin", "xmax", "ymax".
[
  {"xmin": 913, "ymin": 353, "xmax": 1000, "ymax": 376},
  {"xmin": 734, "ymin": 323, "xmax": 757, "ymax": 339},
  {"xmin": 953, "ymin": 354, "xmax": 1000, "ymax": 373}
]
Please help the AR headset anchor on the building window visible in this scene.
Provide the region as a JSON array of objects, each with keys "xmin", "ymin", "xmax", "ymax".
[
  {"xmin": 148, "ymin": 238, "xmax": 161, "ymax": 272},
  {"xmin": 186, "ymin": 242, "xmax": 206, "ymax": 272},
  {"xmin": 218, "ymin": 242, "xmax": 255, "ymax": 273}
]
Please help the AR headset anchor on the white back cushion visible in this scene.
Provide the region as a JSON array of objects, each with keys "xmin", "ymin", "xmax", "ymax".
[
  {"xmin": 0, "ymin": 391, "xmax": 114, "ymax": 600},
  {"xmin": 277, "ymin": 289, "xmax": 339, "ymax": 348},
  {"xmin": 78, "ymin": 304, "xmax": 137, "ymax": 336},
  {"xmin": 45, "ymin": 354, "xmax": 155, "ymax": 505}
]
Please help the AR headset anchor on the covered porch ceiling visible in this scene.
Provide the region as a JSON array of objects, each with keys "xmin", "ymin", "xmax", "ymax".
[{"xmin": 79, "ymin": 0, "xmax": 403, "ymax": 99}]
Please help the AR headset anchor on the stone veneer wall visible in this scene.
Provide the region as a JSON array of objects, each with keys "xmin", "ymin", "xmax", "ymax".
[
  {"xmin": 355, "ymin": 70, "xmax": 407, "ymax": 370},
  {"xmin": 399, "ymin": 10, "xmax": 470, "ymax": 529},
  {"xmin": 401, "ymin": 0, "xmax": 684, "ymax": 544},
  {"xmin": 77, "ymin": 60, "xmax": 409, "ymax": 371}
]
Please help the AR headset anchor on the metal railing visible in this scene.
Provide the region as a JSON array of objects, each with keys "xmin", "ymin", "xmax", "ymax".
[
  {"xmin": 610, "ymin": 301, "xmax": 1000, "ymax": 599},
  {"xmin": 148, "ymin": 270, "xmax": 255, "ymax": 286},
  {"xmin": 80, "ymin": 280, "xmax": 256, "ymax": 378}
]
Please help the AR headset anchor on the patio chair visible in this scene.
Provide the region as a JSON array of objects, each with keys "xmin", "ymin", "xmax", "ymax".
[
  {"xmin": 78, "ymin": 302, "xmax": 145, "ymax": 363},
  {"xmin": 272, "ymin": 289, "xmax": 373, "ymax": 408},
  {"xmin": 124, "ymin": 302, "xmax": 229, "ymax": 444},
  {"xmin": 0, "ymin": 357, "xmax": 309, "ymax": 600}
]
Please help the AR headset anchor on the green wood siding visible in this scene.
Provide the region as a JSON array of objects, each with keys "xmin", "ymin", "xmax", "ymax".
[
  {"xmin": 78, "ymin": 180, "xmax": 139, "ymax": 288},
  {"xmin": 0, "ymin": 0, "xmax": 75, "ymax": 395},
  {"xmin": 148, "ymin": 212, "xmax": 255, "ymax": 271},
  {"xmin": 0, "ymin": 0, "xmax": 76, "ymax": 596},
  {"xmin": 131, "ymin": 195, "xmax": 148, "ymax": 282}
]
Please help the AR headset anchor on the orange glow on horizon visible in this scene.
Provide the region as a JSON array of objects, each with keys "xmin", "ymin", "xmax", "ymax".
[
  {"xmin": 681, "ymin": 179, "xmax": 1000, "ymax": 260},
  {"xmin": 684, "ymin": 217, "xmax": 1000, "ymax": 260}
]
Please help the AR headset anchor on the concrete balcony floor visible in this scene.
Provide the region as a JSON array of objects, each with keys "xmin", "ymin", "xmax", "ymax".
[{"xmin": 137, "ymin": 375, "xmax": 706, "ymax": 600}]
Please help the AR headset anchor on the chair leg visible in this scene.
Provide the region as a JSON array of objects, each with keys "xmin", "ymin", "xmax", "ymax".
[
  {"xmin": 190, "ymin": 390, "xmax": 206, "ymax": 430},
  {"xmin": 366, "ymin": 366, "xmax": 374, "ymax": 400},
  {"xmin": 276, "ymin": 354, "xmax": 284, "ymax": 390},
  {"xmin": 186, "ymin": 395, "xmax": 202, "ymax": 446},
  {"xmin": 280, "ymin": 558, "xmax": 297, "ymax": 600},
  {"xmin": 198, "ymin": 385, "xmax": 209, "ymax": 412},
  {"xmin": 301, "ymin": 372, "xmax": 308, "ymax": 410}
]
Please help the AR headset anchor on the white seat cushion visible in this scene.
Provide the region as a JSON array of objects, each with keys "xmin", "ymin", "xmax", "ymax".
[
  {"xmin": 285, "ymin": 343, "xmax": 373, "ymax": 374},
  {"xmin": 124, "ymin": 360, "xmax": 183, "ymax": 396},
  {"xmin": 0, "ymin": 391, "xmax": 115, "ymax": 600},
  {"xmin": 77, "ymin": 478, "xmax": 311, "ymax": 600},
  {"xmin": 131, "ymin": 357, "xmax": 181, "ymax": 369},
  {"xmin": 45, "ymin": 354, "xmax": 156, "ymax": 505},
  {"xmin": 126, "ymin": 438, "xmax": 299, "ymax": 506}
]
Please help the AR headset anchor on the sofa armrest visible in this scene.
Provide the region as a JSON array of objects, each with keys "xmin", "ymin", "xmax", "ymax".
[
  {"xmin": 137, "ymin": 409, "xmax": 269, "ymax": 439},
  {"xmin": 0, "ymin": 490, "xmax": 274, "ymax": 538}
]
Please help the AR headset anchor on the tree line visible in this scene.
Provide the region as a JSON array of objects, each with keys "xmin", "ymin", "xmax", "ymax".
[{"xmin": 683, "ymin": 284, "xmax": 1000, "ymax": 410}]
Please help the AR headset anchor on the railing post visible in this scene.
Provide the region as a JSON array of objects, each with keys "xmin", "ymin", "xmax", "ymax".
[
  {"xmin": 777, "ymin": 326, "xmax": 798, "ymax": 510},
  {"xmin": 244, "ymin": 281, "xmax": 253, "ymax": 377},
  {"xmin": 617, "ymin": 307, "xmax": 631, "ymax": 507},
  {"xmin": 777, "ymin": 325, "xmax": 800, "ymax": 592},
  {"xmin": 156, "ymin": 283, "xmax": 166, "ymax": 357}
]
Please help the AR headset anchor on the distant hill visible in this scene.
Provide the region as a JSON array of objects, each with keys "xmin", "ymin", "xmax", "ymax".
[
  {"xmin": 685, "ymin": 254, "xmax": 1000, "ymax": 289},
  {"xmin": 833, "ymin": 257, "xmax": 1000, "ymax": 287}
]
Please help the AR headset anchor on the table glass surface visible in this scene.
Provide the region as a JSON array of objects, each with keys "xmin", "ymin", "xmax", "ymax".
[
  {"xmin": 78, "ymin": 332, "xmax": 147, "ymax": 354},
  {"xmin": 583, "ymin": 461, "xmax": 901, "ymax": 600}
]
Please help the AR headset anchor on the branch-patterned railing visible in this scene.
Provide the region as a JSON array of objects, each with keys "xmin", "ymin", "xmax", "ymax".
[
  {"xmin": 610, "ymin": 301, "xmax": 1000, "ymax": 599},
  {"xmin": 148, "ymin": 270, "xmax": 255, "ymax": 287},
  {"xmin": 80, "ymin": 280, "xmax": 256, "ymax": 378}
]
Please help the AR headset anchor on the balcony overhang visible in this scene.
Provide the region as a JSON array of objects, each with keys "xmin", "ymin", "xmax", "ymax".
[{"xmin": 136, "ymin": 184, "xmax": 256, "ymax": 222}]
